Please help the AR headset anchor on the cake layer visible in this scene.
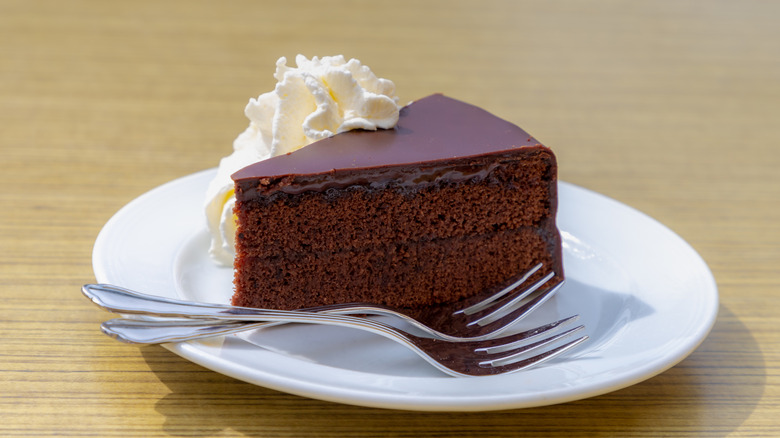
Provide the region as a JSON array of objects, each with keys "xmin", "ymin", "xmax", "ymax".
[
  {"xmin": 232, "ymin": 227, "xmax": 562, "ymax": 310},
  {"xmin": 235, "ymin": 150, "xmax": 557, "ymax": 259}
]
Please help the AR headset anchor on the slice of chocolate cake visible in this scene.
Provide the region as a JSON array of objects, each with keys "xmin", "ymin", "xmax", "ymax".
[{"xmin": 231, "ymin": 94, "xmax": 563, "ymax": 311}]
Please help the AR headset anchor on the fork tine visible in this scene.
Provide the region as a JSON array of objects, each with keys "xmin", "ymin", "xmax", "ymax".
[
  {"xmin": 422, "ymin": 317, "xmax": 587, "ymax": 377},
  {"xmin": 383, "ymin": 315, "xmax": 586, "ymax": 377},
  {"xmin": 482, "ymin": 335, "xmax": 589, "ymax": 375},
  {"xmin": 457, "ymin": 315, "xmax": 579, "ymax": 351},
  {"xmin": 467, "ymin": 277, "xmax": 563, "ymax": 328},
  {"xmin": 455, "ymin": 263, "xmax": 543, "ymax": 315},
  {"xmin": 476, "ymin": 325, "xmax": 586, "ymax": 361}
]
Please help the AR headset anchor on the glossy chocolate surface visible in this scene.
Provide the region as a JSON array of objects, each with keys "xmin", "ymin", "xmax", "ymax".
[{"xmin": 232, "ymin": 94, "xmax": 542, "ymax": 182}]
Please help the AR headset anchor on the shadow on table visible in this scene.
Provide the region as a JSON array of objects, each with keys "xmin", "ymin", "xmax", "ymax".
[{"xmin": 143, "ymin": 304, "xmax": 764, "ymax": 437}]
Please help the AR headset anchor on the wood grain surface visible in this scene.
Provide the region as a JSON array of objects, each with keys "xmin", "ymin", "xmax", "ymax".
[{"xmin": 1, "ymin": 0, "xmax": 778, "ymax": 436}]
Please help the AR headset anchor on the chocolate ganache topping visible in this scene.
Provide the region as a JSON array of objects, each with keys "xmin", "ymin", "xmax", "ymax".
[{"xmin": 232, "ymin": 94, "xmax": 546, "ymax": 199}]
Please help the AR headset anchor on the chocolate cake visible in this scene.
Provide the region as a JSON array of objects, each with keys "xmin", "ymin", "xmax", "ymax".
[{"xmin": 230, "ymin": 94, "xmax": 563, "ymax": 311}]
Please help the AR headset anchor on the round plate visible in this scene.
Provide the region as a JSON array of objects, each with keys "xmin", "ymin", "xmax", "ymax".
[{"xmin": 92, "ymin": 169, "xmax": 718, "ymax": 411}]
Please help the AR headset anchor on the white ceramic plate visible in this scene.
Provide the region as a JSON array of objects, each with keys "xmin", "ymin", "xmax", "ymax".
[{"xmin": 92, "ymin": 169, "xmax": 718, "ymax": 411}]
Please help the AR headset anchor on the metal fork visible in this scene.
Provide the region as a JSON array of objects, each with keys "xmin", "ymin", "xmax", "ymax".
[
  {"xmin": 83, "ymin": 263, "xmax": 562, "ymax": 341},
  {"xmin": 82, "ymin": 281, "xmax": 587, "ymax": 377},
  {"xmin": 95, "ymin": 311, "xmax": 587, "ymax": 377}
]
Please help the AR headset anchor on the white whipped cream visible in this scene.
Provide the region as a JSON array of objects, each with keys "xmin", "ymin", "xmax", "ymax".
[{"xmin": 205, "ymin": 55, "xmax": 401, "ymax": 266}]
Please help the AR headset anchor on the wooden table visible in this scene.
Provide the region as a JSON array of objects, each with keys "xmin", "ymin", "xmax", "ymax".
[{"xmin": 2, "ymin": 0, "xmax": 778, "ymax": 436}]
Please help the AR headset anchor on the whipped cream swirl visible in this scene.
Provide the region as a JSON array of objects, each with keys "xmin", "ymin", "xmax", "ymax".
[{"xmin": 205, "ymin": 55, "xmax": 401, "ymax": 266}]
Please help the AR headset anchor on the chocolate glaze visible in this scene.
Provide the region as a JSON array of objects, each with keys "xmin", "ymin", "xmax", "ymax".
[{"xmin": 231, "ymin": 94, "xmax": 546, "ymax": 196}]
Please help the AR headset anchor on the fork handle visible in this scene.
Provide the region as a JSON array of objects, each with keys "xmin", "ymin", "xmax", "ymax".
[
  {"xmin": 82, "ymin": 284, "xmax": 387, "ymax": 321},
  {"xmin": 82, "ymin": 283, "xmax": 320, "ymax": 320},
  {"xmin": 101, "ymin": 318, "xmax": 271, "ymax": 344},
  {"xmin": 82, "ymin": 284, "xmax": 427, "ymax": 346}
]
